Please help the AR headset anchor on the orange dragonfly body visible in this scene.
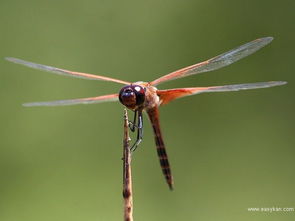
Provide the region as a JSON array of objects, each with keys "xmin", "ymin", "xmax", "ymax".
[{"xmin": 7, "ymin": 37, "xmax": 286, "ymax": 190}]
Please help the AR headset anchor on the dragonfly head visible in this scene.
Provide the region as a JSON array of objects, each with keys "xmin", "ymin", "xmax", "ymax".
[{"xmin": 119, "ymin": 85, "xmax": 145, "ymax": 110}]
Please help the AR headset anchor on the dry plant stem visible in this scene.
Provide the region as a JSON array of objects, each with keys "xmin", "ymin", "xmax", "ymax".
[{"xmin": 123, "ymin": 109, "xmax": 133, "ymax": 221}]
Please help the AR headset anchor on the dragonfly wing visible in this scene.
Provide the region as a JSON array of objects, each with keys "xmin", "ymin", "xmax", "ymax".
[
  {"xmin": 157, "ymin": 81, "xmax": 287, "ymax": 105},
  {"xmin": 150, "ymin": 37, "xmax": 274, "ymax": 86},
  {"xmin": 146, "ymin": 107, "xmax": 174, "ymax": 190},
  {"xmin": 6, "ymin": 57, "xmax": 130, "ymax": 85},
  {"xmin": 23, "ymin": 93, "xmax": 118, "ymax": 107}
]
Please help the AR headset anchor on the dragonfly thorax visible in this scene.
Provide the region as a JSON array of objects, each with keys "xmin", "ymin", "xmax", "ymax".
[{"xmin": 119, "ymin": 85, "xmax": 145, "ymax": 110}]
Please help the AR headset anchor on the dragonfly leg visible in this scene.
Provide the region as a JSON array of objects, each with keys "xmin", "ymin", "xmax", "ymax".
[
  {"xmin": 130, "ymin": 110, "xmax": 143, "ymax": 152},
  {"xmin": 128, "ymin": 110, "xmax": 137, "ymax": 132}
]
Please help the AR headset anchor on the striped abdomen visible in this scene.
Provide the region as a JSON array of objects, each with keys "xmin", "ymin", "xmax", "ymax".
[{"xmin": 147, "ymin": 107, "xmax": 174, "ymax": 190}]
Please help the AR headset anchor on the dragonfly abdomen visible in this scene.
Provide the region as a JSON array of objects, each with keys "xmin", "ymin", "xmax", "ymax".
[{"xmin": 147, "ymin": 107, "xmax": 174, "ymax": 190}]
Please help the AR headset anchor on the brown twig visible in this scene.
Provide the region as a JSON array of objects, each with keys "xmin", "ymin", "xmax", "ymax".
[{"xmin": 122, "ymin": 108, "xmax": 133, "ymax": 221}]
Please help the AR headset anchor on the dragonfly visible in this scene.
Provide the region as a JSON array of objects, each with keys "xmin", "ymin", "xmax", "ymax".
[{"xmin": 6, "ymin": 37, "xmax": 286, "ymax": 190}]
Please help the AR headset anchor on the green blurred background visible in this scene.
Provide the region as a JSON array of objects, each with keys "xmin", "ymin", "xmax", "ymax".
[{"xmin": 0, "ymin": 0, "xmax": 294, "ymax": 220}]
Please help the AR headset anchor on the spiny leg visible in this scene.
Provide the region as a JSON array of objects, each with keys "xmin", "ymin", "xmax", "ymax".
[
  {"xmin": 128, "ymin": 110, "xmax": 137, "ymax": 132},
  {"xmin": 130, "ymin": 110, "xmax": 143, "ymax": 152}
]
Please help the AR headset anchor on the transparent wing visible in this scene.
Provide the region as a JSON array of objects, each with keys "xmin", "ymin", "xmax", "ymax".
[
  {"xmin": 6, "ymin": 57, "xmax": 130, "ymax": 85},
  {"xmin": 157, "ymin": 81, "xmax": 287, "ymax": 105},
  {"xmin": 23, "ymin": 93, "xmax": 118, "ymax": 107},
  {"xmin": 150, "ymin": 37, "xmax": 274, "ymax": 86}
]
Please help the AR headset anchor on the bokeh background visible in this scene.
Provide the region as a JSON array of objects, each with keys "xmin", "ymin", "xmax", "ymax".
[{"xmin": 0, "ymin": 0, "xmax": 294, "ymax": 221}]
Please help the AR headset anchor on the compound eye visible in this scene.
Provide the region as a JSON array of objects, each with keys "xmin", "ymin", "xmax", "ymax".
[
  {"xmin": 119, "ymin": 85, "xmax": 145, "ymax": 109},
  {"xmin": 133, "ymin": 85, "xmax": 145, "ymax": 105}
]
